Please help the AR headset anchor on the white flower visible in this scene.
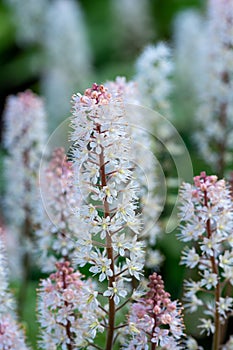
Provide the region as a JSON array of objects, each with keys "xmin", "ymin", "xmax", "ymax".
[
  {"xmin": 219, "ymin": 250, "xmax": 233, "ymax": 269},
  {"xmin": 217, "ymin": 297, "xmax": 233, "ymax": 319},
  {"xmin": 184, "ymin": 295, "xmax": 203, "ymax": 313},
  {"xmin": 124, "ymin": 257, "xmax": 144, "ymax": 280},
  {"xmin": 103, "ymin": 280, "xmax": 127, "ymax": 305},
  {"xmin": 181, "ymin": 247, "xmax": 199, "ymax": 268},
  {"xmin": 186, "ymin": 336, "xmax": 203, "ymax": 350},
  {"xmin": 89, "ymin": 250, "xmax": 113, "ymax": 282},
  {"xmin": 200, "ymin": 236, "xmax": 221, "ymax": 257},
  {"xmin": 200, "ymin": 270, "xmax": 218, "ymax": 290},
  {"xmin": 198, "ymin": 318, "xmax": 215, "ymax": 335},
  {"xmin": 89, "ymin": 319, "xmax": 104, "ymax": 339}
]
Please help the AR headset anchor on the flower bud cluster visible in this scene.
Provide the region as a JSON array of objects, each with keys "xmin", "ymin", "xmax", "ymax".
[
  {"xmin": 179, "ymin": 172, "xmax": 233, "ymax": 336},
  {"xmin": 124, "ymin": 272, "xmax": 185, "ymax": 349},
  {"xmin": 37, "ymin": 261, "xmax": 99, "ymax": 349},
  {"xmin": 35, "ymin": 148, "xmax": 85, "ymax": 272}
]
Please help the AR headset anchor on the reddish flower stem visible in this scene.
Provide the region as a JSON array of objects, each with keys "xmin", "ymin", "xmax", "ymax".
[
  {"xmin": 203, "ymin": 189, "xmax": 221, "ymax": 350},
  {"xmin": 97, "ymin": 124, "xmax": 116, "ymax": 350},
  {"xmin": 62, "ymin": 269, "xmax": 73, "ymax": 350}
]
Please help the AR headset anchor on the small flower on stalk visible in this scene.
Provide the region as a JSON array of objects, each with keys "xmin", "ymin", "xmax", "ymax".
[
  {"xmin": 89, "ymin": 250, "xmax": 113, "ymax": 282},
  {"xmin": 103, "ymin": 280, "xmax": 128, "ymax": 305}
]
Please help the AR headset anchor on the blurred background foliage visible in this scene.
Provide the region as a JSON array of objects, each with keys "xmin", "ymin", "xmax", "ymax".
[
  {"xmin": 0, "ymin": 0, "xmax": 215, "ymax": 348},
  {"xmin": 0, "ymin": 0, "xmax": 205, "ymax": 130}
]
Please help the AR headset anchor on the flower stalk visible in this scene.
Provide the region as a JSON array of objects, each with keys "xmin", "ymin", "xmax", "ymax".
[
  {"xmin": 98, "ymin": 129, "xmax": 116, "ymax": 349},
  {"xmin": 178, "ymin": 172, "xmax": 233, "ymax": 349},
  {"xmin": 70, "ymin": 83, "xmax": 145, "ymax": 347}
]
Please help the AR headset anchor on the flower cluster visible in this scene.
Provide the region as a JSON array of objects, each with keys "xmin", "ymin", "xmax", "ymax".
[
  {"xmin": 37, "ymin": 261, "xmax": 99, "ymax": 349},
  {"xmin": 0, "ymin": 228, "xmax": 29, "ymax": 349},
  {"xmin": 5, "ymin": 0, "xmax": 48, "ymax": 45},
  {"xmin": 135, "ymin": 42, "xmax": 173, "ymax": 118},
  {"xmin": 3, "ymin": 90, "xmax": 47, "ymax": 228},
  {"xmin": 70, "ymin": 83, "xmax": 145, "ymax": 346},
  {"xmin": 134, "ymin": 42, "xmax": 184, "ymax": 181},
  {"xmin": 194, "ymin": 0, "xmax": 233, "ymax": 175},
  {"xmin": 42, "ymin": 0, "xmax": 92, "ymax": 129},
  {"xmin": 179, "ymin": 172, "xmax": 233, "ymax": 346},
  {"xmin": 124, "ymin": 272, "xmax": 185, "ymax": 349},
  {"xmin": 106, "ymin": 77, "xmax": 163, "ymax": 266},
  {"xmin": 0, "ymin": 315, "xmax": 29, "ymax": 350},
  {"xmin": 3, "ymin": 90, "xmax": 47, "ymax": 276},
  {"xmin": 173, "ymin": 9, "xmax": 206, "ymax": 125},
  {"xmin": 0, "ymin": 229, "xmax": 16, "ymax": 315},
  {"xmin": 35, "ymin": 148, "xmax": 84, "ymax": 272}
]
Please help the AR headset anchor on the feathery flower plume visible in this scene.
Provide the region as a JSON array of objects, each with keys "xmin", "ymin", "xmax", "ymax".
[
  {"xmin": 42, "ymin": 0, "xmax": 92, "ymax": 129},
  {"xmin": 173, "ymin": 9, "xmax": 206, "ymax": 127},
  {"xmin": 134, "ymin": 43, "xmax": 184, "ymax": 218},
  {"xmin": 0, "ymin": 229, "xmax": 16, "ymax": 316},
  {"xmin": 124, "ymin": 272, "xmax": 185, "ymax": 349},
  {"xmin": 134, "ymin": 42, "xmax": 185, "ymax": 166},
  {"xmin": 106, "ymin": 77, "xmax": 163, "ymax": 267},
  {"xmin": 3, "ymin": 90, "xmax": 47, "ymax": 310},
  {"xmin": 0, "ymin": 315, "xmax": 29, "ymax": 350},
  {"xmin": 37, "ymin": 261, "xmax": 99, "ymax": 349},
  {"xmin": 194, "ymin": 0, "xmax": 233, "ymax": 176},
  {"xmin": 178, "ymin": 172, "xmax": 233, "ymax": 350},
  {"xmin": 3, "ymin": 90, "xmax": 47, "ymax": 230},
  {"xmin": 4, "ymin": 0, "xmax": 48, "ymax": 45},
  {"xmin": 70, "ymin": 83, "xmax": 145, "ymax": 348},
  {"xmin": 0, "ymin": 228, "xmax": 29, "ymax": 349},
  {"xmin": 35, "ymin": 148, "xmax": 84, "ymax": 273},
  {"xmin": 135, "ymin": 42, "xmax": 173, "ymax": 118}
]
